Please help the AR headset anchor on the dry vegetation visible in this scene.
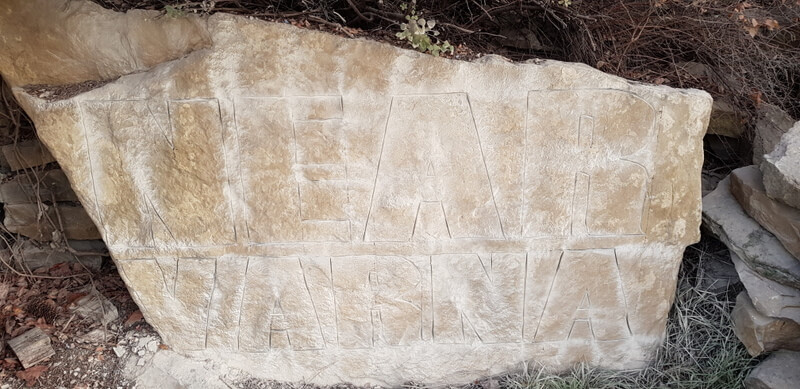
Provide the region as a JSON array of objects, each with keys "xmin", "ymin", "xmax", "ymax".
[{"xmin": 92, "ymin": 0, "xmax": 800, "ymax": 124}]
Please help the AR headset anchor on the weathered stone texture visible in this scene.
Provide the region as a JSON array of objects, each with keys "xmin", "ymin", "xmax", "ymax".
[
  {"xmin": 731, "ymin": 253, "xmax": 800, "ymax": 324},
  {"xmin": 1, "ymin": 139, "xmax": 56, "ymax": 171},
  {"xmin": 762, "ymin": 121, "xmax": 800, "ymax": 209},
  {"xmin": 732, "ymin": 292, "xmax": 800, "ymax": 356},
  {"xmin": 703, "ymin": 177, "xmax": 800, "ymax": 289},
  {"xmin": 6, "ymin": 240, "xmax": 102, "ymax": 271},
  {"xmin": 707, "ymin": 99, "xmax": 745, "ymax": 138},
  {"xmin": 744, "ymin": 350, "xmax": 800, "ymax": 389},
  {"xmin": 2, "ymin": 3, "xmax": 711, "ymax": 385},
  {"xmin": 0, "ymin": 169, "xmax": 79, "ymax": 204},
  {"xmin": 0, "ymin": 0, "xmax": 211, "ymax": 87},
  {"xmin": 754, "ymin": 103, "xmax": 795, "ymax": 165},
  {"xmin": 3, "ymin": 203, "xmax": 101, "ymax": 241},
  {"xmin": 730, "ymin": 166, "xmax": 800, "ymax": 260}
]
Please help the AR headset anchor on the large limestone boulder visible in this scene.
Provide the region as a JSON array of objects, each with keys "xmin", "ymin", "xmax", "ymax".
[
  {"xmin": 730, "ymin": 166, "xmax": 800, "ymax": 259},
  {"xmin": 732, "ymin": 292, "xmax": 800, "ymax": 356},
  {"xmin": 762, "ymin": 122, "xmax": 800, "ymax": 209},
  {"xmin": 703, "ymin": 177, "xmax": 800, "ymax": 289},
  {"xmin": 0, "ymin": 0, "xmax": 712, "ymax": 385}
]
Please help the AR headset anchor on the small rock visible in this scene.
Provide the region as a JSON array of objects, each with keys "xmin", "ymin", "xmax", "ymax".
[
  {"xmin": 707, "ymin": 99, "xmax": 746, "ymax": 138},
  {"xmin": 732, "ymin": 291, "xmax": 800, "ymax": 356},
  {"xmin": 77, "ymin": 328, "xmax": 106, "ymax": 344},
  {"xmin": 754, "ymin": 103, "xmax": 795, "ymax": 165},
  {"xmin": 730, "ymin": 166, "xmax": 800, "ymax": 260},
  {"xmin": 703, "ymin": 177, "xmax": 800, "ymax": 288},
  {"xmin": 137, "ymin": 357, "xmax": 146, "ymax": 366},
  {"xmin": 762, "ymin": 121, "xmax": 800, "ymax": 209},
  {"xmin": 676, "ymin": 61, "xmax": 712, "ymax": 79},
  {"xmin": 146, "ymin": 340, "xmax": 158, "ymax": 353},
  {"xmin": 137, "ymin": 349, "xmax": 145, "ymax": 357},
  {"xmin": 137, "ymin": 336, "xmax": 153, "ymax": 350},
  {"xmin": 744, "ymin": 350, "xmax": 800, "ymax": 389},
  {"xmin": 112, "ymin": 346, "xmax": 126, "ymax": 358}
]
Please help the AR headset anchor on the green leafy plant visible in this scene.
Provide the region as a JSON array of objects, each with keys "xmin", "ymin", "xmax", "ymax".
[
  {"xmin": 164, "ymin": 5, "xmax": 186, "ymax": 18},
  {"xmin": 396, "ymin": 3, "xmax": 454, "ymax": 56}
]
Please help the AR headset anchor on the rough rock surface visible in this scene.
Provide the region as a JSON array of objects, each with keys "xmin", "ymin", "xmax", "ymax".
[
  {"xmin": 706, "ymin": 99, "xmax": 745, "ymax": 138},
  {"xmin": 754, "ymin": 103, "xmax": 795, "ymax": 165},
  {"xmin": 730, "ymin": 166, "xmax": 800, "ymax": 259},
  {"xmin": 703, "ymin": 177, "xmax": 800, "ymax": 289},
  {"xmin": 0, "ymin": 0, "xmax": 211, "ymax": 87},
  {"xmin": 3, "ymin": 203, "xmax": 101, "ymax": 241},
  {"xmin": 1, "ymin": 139, "xmax": 56, "ymax": 171},
  {"xmin": 0, "ymin": 169, "xmax": 79, "ymax": 204},
  {"xmin": 731, "ymin": 253, "xmax": 800, "ymax": 323},
  {"xmin": 744, "ymin": 350, "xmax": 800, "ymax": 389},
  {"xmin": 762, "ymin": 121, "xmax": 800, "ymax": 209},
  {"xmin": 732, "ymin": 292, "xmax": 800, "ymax": 356},
  {"xmin": 7, "ymin": 240, "xmax": 102, "ymax": 271},
  {"xmin": 1, "ymin": 1, "xmax": 712, "ymax": 385}
]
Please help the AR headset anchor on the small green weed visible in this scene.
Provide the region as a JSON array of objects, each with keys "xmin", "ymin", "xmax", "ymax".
[
  {"xmin": 396, "ymin": 2, "xmax": 453, "ymax": 56},
  {"xmin": 164, "ymin": 5, "xmax": 186, "ymax": 18}
]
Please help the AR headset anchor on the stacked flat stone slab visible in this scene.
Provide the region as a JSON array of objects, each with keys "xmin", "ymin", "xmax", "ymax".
[
  {"xmin": 703, "ymin": 134, "xmax": 800, "ymax": 383},
  {"xmin": 744, "ymin": 351, "xmax": 800, "ymax": 389},
  {"xmin": 1, "ymin": 0, "xmax": 713, "ymax": 385},
  {"xmin": 703, "ymin": 177, "xmax": 800, "ymax": 290},
  {"xmin": 762, "ymin": 122, "xmax": 800, "ymax": 209},
  {"xmin": 730, "ymin": 166, "xmax": 800, "ymax": 261},
  {"xmin": 705, "ymin": 172, "xmax": 800, "ymax": 356},
  {"xmin": 731, "ymin": 292, "xmax": 800, "ymax": 356}
]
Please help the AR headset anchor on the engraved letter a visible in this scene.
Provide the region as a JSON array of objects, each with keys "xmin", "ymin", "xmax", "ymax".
[{"xmin": 364, "ymin": 94, "xmax": 503, "ymax": 242}]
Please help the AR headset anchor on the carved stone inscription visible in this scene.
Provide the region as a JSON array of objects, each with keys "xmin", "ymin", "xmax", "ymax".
[
  {"xmin": 80, "ymin": 99, "xmax": 235, "ymax": 247},
  {"xmin": 78, "ymin": 88, "xmax": 694, "ymax": 357},
  {"xmin": 16, "ymin": 17, "xmax": 711, "ymax": 383},
  {"xmin": 365, "ymin": 94, "xmax": 503, "ymax": 241},
  {"xmin": 119, "ymin": 249, "xmax": 640, "ymax": 352},
  {"xmin": 524, "ymin": 90, "xmax": 654, "ymax": 237}
]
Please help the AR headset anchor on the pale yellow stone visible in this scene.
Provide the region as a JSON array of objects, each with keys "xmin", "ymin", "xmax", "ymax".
[
  {"xmin": 0, "ymin": 0, "xmax": 210, "ymax": 86},
  {"xmin": 2, "ymin": 1, "xmax": 712, "ymax": 385}
]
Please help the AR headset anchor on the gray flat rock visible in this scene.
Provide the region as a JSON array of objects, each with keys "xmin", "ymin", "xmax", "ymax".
[
  {"xmin": 703, "ymin": 177, "xmax": 800, "ymax": 288},
  {"xmin": 745, "ymin": 350, "xmax": 800, "ymax": 389},
  {"xmin": 732, "ymin": 292, "xmax": 800, "ymax": 356},
  {"xmin": 731, "ymin": 252, "xmax": 800, "ymax": 323},
  {"xmin": 731, "ymin": 165, "xmax": 800, "ymax": 260},
  {"xmin": 762, "ymin": 121, "xmax": 800, "ymax": 209}
]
